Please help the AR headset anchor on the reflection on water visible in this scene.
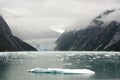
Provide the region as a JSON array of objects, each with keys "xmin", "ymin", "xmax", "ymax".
[
  {"xmin": 0, "ymin": 51, "xmax": 120, "ymax": 80},
  {"xmin": 0, "ymin": 65, "xmax": 9, "ymax": 80}
]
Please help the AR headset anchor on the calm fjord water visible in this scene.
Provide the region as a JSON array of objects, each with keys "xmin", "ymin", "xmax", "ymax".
[{"xmin": 0, "ymin": 51, "xmax": 120, "ymax": 80}]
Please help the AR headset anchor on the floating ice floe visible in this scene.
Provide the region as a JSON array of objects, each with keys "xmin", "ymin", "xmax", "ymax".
[{"xmin": 28, "ymin": 68, "xmax": 95, "ymax": 74}]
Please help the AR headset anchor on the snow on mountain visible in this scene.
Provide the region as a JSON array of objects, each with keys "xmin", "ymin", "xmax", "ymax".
[
  {"xmin": 55, "ymin": 8, "xmax": 120, "ymax": 51},
  {"xmin": 91, "ymin": 8, "xmax": 120, "ymax": 27}
]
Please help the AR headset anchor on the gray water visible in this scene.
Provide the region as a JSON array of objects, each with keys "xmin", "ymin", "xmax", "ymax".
[{"xmin": 0, "ymin": 51, "xmax": 120, "ymax": 80}]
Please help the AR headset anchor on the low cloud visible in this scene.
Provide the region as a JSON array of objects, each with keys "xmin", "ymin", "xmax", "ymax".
[{"xmin": 0, "ymin": 0, "xmax": 120, "ymax": 39}]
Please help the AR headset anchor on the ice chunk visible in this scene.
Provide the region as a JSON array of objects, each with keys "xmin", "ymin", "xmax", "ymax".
[{"xmin": 28, "ymin": 68, "xmax": 95, "ymax": 74}]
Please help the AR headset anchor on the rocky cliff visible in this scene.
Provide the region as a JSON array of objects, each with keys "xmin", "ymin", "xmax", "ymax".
[
  {"xmin": 0, "ymin": 15, "xmax": 37, "ymax": 51},
  {"xmin": 55, "ymin": 9, "xmax": 120, "ymax": 51}
]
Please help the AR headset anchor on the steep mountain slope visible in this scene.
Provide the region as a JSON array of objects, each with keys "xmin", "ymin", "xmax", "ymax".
[
  {"xmin": 55, "ymin": 9, "xmax": 120, "ymax": 51},
  {"xmin": 0, "ymin": 15, "xmax": 37, "ymax": 51}
]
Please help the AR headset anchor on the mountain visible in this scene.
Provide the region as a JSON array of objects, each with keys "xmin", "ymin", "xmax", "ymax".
[
  {"xmin": 55, "ymin": 9, "xmax": 120, "ymax": 51},
  {"xmin": 0, "ymin": 15, "xmax": 37, "ymax": 51}
]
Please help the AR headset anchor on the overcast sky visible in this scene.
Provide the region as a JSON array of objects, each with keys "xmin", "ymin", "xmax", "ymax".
[{"xmin": 0, "ymin": 0, "xmax": 120, "ymax": 40}]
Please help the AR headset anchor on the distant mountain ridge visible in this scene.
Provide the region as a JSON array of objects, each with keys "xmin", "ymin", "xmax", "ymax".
[
  {"xmin": 55, "ymin": 9, "xmax": 120, "ymax": 51},
  {"xmin": 0, "ymin": 15, "xmax": 37, "ymax": 51}
]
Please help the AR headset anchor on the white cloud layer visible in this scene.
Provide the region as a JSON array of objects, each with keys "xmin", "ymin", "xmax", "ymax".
[{"xmin": 0, "ymin": 0, "xmax": 120, "ymax": 39}]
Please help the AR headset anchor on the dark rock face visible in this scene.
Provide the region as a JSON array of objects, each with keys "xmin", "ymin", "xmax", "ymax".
[
  {"xmin": 55, "ymin": 31, "xmax": 79, "ymax": 50},
  {"xmin": 55, "ymin": 9, "xmax": 120, "ymax": 51},
  {"xmin": 0, "ymin": 15, "xmax": 37, "ymax": 51}
]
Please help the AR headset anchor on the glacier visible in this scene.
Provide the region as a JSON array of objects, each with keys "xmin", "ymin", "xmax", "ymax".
[{"xmin": 25, "ymin": 38, "xmax": 56, "ymax": 51}]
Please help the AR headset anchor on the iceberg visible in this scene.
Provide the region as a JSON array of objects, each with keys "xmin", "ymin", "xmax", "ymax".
[{"xmin": 28, "ymin": 68, "xmax": 95, "ymax": 74}]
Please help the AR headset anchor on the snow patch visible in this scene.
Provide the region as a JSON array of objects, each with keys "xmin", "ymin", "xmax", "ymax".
[{"xmin": 94, "ymin": 9, "xmax": 120, "ymax": 26}]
